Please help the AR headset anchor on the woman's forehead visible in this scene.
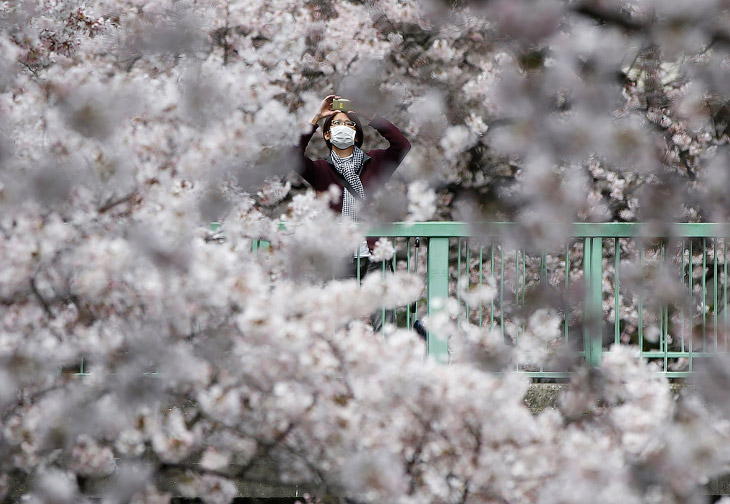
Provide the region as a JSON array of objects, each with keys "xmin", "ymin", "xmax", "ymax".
[{"xmin": 332, "ymin": 112, "xmax": 351, "ymax": 121}]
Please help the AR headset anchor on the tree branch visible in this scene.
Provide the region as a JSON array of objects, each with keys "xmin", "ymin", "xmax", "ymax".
[
  {"xmin": 98, "ymin": 192, "xmax": 136, "ymax": 214},
  {"xmin": 30, "ymin": 276, "xmax": 55, "ymax": 319},
  {"xmin": 571, "ymin": 4, "xmax": 645, "ymax": 32}
]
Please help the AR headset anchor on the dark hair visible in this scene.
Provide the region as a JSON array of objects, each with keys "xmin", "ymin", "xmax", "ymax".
[{"xmin": 322, "ymin": 111, "xmax": 364, "ymax": 150}]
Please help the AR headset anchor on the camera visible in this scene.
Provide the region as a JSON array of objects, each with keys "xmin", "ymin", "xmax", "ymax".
[{"xmin": 331, "ymin": 98, "xmax": 351, "ymax": 111}]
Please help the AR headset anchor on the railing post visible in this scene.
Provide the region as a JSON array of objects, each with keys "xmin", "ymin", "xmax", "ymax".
[
  {"xmin": 583, "ymin": 237, "xmax": 603, "ymax": 366},
  {"xmin": 427, "ymin": 237, "xmax": 450, "ymax": 363}
]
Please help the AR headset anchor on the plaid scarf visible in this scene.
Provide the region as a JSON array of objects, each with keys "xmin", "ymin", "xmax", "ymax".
[{"xmin": 331, "ymin": 147, "xmax": 365, "ymax": 222}]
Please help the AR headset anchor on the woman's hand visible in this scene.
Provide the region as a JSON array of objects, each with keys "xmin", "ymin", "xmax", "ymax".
[{"xmin": 310, "ymin": 95, "xmax": 340, "ymax": 125}]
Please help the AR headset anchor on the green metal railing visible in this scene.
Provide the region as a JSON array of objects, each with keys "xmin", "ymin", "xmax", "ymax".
[
  {"xmin": 64, "ymin": 221, "xmax": 730, "ymax": 379},
  {"xmin": 366, "ymin": 222, "xmax": 730, "ymax": 377},
  {"xmin": 211, "ymin": 221, "xmax": 730, "ymax": 377}
]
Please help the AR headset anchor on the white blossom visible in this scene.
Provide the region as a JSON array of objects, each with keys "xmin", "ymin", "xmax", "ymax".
[
  {"xmin": 0, "ymin": 1, "xmax": 729, "ymax": 503},
  {"xmin": 257, "ymin": 178, "xmax": 291, "ymax": 206},
  {"xmin": 406, "ymin": 181, "xmax": 437, "ymax": 222},
  {"xmin": 439, "ymin": 125, "xmax": 476, "ymax": 158},
  {"xmin": 200, "ymin": 447, "xmax": 232, "ymax": 471},
  {"xmin": 340, "ymin": 451, "xmax": 407, "ymax": 501},
  {"xmin": 70, "ymin": 435, "xmax": 116, "ymax": 476},
  {"xmin": 369, "ymin": 237, "xmax": 395, "ymax": 262},
  {"xmin": 151, "ymin": 409, "xmax": 196, "ymax": 463}
]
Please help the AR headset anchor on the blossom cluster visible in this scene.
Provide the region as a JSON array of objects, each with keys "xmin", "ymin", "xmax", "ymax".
[{"xmin": 1, "ymin": 0, "xmax": 730, "ymax": 503}]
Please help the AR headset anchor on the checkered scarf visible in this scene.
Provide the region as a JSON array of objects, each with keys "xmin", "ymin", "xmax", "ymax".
[{"xmin": 331, "ymin": 147, "xmax": 365, "ymax": 222}]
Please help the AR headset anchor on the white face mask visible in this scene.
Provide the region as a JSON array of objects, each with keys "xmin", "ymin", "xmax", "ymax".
[{"xmin": 329, "ymin": 125, "xmax": 356, "ymax": 149}]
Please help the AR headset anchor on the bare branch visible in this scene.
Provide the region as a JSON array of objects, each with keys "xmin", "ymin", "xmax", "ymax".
[
  {"xmin": 571, "ymin": 4, "xmax": 645, "ymax": 32},
  {"xmin": 98, "ymin": 192, "xmax": 136, "ymax": 214},
  {"xmin": 30, "ymin": 276, "xmax": 55, "ymax": 319}
]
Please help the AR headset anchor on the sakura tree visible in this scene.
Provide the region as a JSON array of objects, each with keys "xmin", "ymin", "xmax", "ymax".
[{"xmin": 2, "ymin": 1, "xmax": 730, "ymax": 503}]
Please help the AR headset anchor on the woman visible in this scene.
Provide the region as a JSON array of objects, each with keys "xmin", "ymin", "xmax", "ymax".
[{"xmin": 297, "ymin": 94, "xmax": 411, "ymax": 330}]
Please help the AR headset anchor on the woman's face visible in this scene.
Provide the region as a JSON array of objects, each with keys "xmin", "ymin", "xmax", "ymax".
[{"xmin": 325, "ymin": 112, "xmax": 358, "ymax": 143}]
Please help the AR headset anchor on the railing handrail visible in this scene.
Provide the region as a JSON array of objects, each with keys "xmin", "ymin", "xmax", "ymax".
[
  {"xmin": 361, "ymin": 221, "xmax": 730, "ymax": 371},
  {"xmin": 238, "ymin": 220, "xmax": 729, "ymax": 373},
  {"xmin": 367, "ymin": 221, "xmax": 730, "ymax": 238}
]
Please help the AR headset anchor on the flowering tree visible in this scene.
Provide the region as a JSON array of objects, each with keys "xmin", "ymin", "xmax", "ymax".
[{"xmin": 2, "ymin": 1, "xmax": 730, "ymax": 503}]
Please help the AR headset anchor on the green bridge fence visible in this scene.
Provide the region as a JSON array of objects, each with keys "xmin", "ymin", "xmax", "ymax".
[
  {"xmin": 359, "ymin": 222, "xmax": 730, "ymax": 378},
  {"xmin": 63, "ymin": 222, "xmax": 730, "ymax": 380}
]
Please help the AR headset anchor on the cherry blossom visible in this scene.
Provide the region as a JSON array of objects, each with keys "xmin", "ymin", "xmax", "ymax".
[{"xmin": 2, "ymin": 0, "xmax": 730, "ymax": 503}]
